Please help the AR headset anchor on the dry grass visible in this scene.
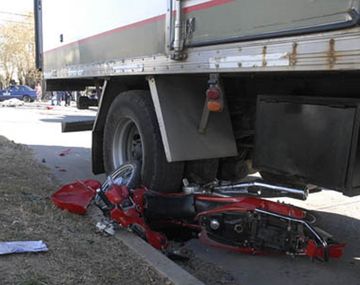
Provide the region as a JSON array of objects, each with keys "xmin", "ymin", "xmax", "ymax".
[{"xmin": 0, "ymin": 136, "xmax": 168, "ymax": 285}]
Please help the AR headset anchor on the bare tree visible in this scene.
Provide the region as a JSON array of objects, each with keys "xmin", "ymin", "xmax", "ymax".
[{"xmin": 0, "ymin": 12, "xmax": 40, "ymax": 88}]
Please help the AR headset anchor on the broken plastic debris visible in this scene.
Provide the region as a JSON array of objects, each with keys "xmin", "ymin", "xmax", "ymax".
[
  {"xmin": 59, "ymin": 148, "xmax": 72, "ymax": 157},
  {"xmin": 51, "ymin": 179, "xmax": 100, "ymax": 214},
  {"xmin": 0, "ymin": 241, "xmax": 48, "ymax": 255},
  {"xmin": 96, "ymin": 220, "xmax": 116, "ymax": 236}
]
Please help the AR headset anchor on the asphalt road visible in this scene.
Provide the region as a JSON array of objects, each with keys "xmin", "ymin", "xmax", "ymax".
[{"xmin": 1, "ymin": 102, "xmax": 360, "ymax": 285}]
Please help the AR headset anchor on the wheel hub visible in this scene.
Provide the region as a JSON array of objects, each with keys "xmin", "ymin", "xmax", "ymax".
[{"xmin": 112, "ymin": 118, "xmax": 143, "ymax": 169}]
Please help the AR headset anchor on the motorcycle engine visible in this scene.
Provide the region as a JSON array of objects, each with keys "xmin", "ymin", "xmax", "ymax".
[{"xmin": 200, "ymin": 211, "xmax": 307, "ymax": 254}]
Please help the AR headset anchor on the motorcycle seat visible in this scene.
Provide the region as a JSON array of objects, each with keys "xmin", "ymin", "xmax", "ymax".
[{"xmin": 143, "ymin": 192, "xmax": 196, "ymax": 219}]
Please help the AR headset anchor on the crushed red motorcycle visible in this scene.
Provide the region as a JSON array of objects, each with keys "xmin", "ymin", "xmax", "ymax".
[{"xmin": 52, "ymin": 162, "xmax": 345, "ymax": 261}]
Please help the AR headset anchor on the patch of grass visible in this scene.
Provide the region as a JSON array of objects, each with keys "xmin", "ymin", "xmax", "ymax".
[
  {"xmin": 0, "ymin": 136, "xmax": 169, "ymax": 285},
  {"xmin": 19, "ymin": 275, "xmax": 49, "ymax": 285}
]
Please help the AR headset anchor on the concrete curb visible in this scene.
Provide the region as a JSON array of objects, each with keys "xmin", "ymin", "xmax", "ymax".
[
  {"xmin": 117, "ymin": 230, "xmax": 205, "ymax": 285},
  {"xmin": 88, "ymin": 207, "xmax": 204, "ymax": 285}
]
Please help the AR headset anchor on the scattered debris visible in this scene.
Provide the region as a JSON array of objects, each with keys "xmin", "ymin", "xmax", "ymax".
[
  {"xmin": 96, "ymin": 219, "xmax": 116, "ymax": 236},
  {"xmin": 166, "ymin": 247, "xmax": 191, "ymax": 262},
  {"xmin": 0, "ymin": 241, "xmax": 48, "ymax": 255},
  {"xmin": 59, "ymin": 148, "xmax": 72, "ymax": 157}
]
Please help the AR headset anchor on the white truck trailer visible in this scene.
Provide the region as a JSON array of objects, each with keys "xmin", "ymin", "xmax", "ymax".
[{"xmin": 35, "ymin": 0, "xmax": 360, "ymax": 195}]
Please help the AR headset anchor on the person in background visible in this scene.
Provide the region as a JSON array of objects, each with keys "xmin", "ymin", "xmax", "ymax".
[
  {"xmin": 64, "ymin": 91, "xmax": 71, "ymax": 106},
  {"xmin": 56, "ymin": 91, "xmax": 63, "ymax": 106},
  {"xmin": 51, "ymin": 91, "xmax": 57, "ymax": 106},
  {"xmin": 35, "ymin": 82, "xmax": 42, "ymax": 102}
]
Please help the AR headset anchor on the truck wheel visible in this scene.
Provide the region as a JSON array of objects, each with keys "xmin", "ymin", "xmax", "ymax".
[{"xmin": 103, "ymin": 90, "xmax": 184, "ymax": 192}]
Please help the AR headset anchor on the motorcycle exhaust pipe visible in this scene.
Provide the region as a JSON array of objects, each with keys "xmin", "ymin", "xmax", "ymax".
[{"xmin": 214, "ymin": 181, "xmax": 309, "ymax": 200}]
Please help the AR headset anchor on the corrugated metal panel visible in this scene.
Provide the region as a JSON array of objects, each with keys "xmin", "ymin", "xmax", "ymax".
[{"xmin": 43, "ymin": 26, "xmax": 360, "ymax": 79}]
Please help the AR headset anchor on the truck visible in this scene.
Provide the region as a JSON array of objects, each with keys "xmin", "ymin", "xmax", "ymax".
[{"xmin": 35, "ymin": 0, "xmax": 360, "ymax": 196}]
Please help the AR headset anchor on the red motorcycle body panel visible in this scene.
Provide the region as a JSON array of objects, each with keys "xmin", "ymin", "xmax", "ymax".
[{"xmin": 51, "ymin": 179, "xmax": 100, "ymax": 214}]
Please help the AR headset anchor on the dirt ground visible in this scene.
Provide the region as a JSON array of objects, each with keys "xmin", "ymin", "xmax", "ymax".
[{"xmin": 0, "ymin": 135, "xmax": 170, "ymax": 285}]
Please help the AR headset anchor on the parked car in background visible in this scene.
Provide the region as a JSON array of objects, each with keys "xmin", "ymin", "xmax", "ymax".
[{"xmin": 0, "ymin": 85, "xmax": 37, "ymax": 102}]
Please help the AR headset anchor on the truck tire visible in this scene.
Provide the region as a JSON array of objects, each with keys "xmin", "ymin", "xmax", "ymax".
[{"xmin": 103, "ymin": 90, "xmax": 184, "ymax": 193}]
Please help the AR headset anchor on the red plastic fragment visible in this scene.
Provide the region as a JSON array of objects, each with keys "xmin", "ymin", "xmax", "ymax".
[
  {"xmin": 306, "ymin": 239, "xmax": 345, "ymax": 260},
  {"xmin": 328, "ymin": 243, "xmax": 346, "ymax": 258},
  {"xmin": 59, "ymin": 148, "xmax": 72, "ymax": 157},
  {"xmin": 51, "ymin": 179, "xmax": 101, "ymax": 215}
]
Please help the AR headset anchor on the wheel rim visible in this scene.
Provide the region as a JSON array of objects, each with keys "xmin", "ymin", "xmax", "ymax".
[
  {"xmin": 102, "ymin": 162, "xmax": 137, "ymax": 191},
  {"xmin": 112, "ymin": 118, "xmax": 143, "ymax": 169},
  {"xmin": 95, "ymin": 162, "xmax": 138, "ymax": 212},
  {"xmin": 23, "ymin": 96, "xmax": 30, "ymax": 102}
]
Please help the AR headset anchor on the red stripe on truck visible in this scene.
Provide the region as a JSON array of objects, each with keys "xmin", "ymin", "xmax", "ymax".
[
  {"xmin": 44, "ymin": 0, "xmax": 233, "ymax": 54},
  {"xmin": 77, "ymin": 14, "xmax": 166, "ymax": 48}
]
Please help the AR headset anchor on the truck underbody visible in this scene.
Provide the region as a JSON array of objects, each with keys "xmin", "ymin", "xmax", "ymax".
[{"xmin": 36, "ymin": 0, "xmax": 360, "ymax": 196}]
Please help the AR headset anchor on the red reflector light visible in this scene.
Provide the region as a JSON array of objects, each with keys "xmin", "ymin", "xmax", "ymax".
[
  {"xmin": 206, "ymin": 87, "xmax": 221, "ymax": 100},
  {"xmin": 207, "ymin": 101, "xmax": 223, "ymax": 112}
]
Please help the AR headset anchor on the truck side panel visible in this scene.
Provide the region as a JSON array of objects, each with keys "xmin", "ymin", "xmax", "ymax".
[
  {"xmin": 186, "ymin": 0, "xmax": 360, "ymax": 46},
  {"xmin": 42, "ymin": 0, "xmax": 167, "ymax": 71},
  {"xmin": 44, "ymin": 19, "xmax": 166, "ymax": 70}
]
